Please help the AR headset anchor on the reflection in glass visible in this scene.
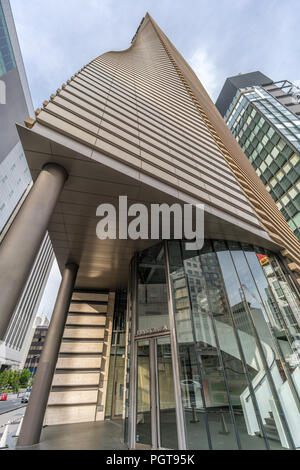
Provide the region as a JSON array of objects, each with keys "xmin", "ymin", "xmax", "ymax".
[
  {"xmin": 182, "ymin": 241, "xmax": 268, "ymax": 450},
  {"xmin": 220, "ymin": 241, "xmax": 299, "ymax": 449},
  {"xmin": 168, "ymin": 241, "xmax": 211, "ymax": 450},
  {"xmin": 137, "ymin": 244, "xmax": 169, "ymax": 332},
  {"xmin": 106, "ymin": 290, "xmax": 127, "ymax": 420},
  {"xmin": 157, "ymin": 337, "xmax": 178, "ymax": 449},
  {"xmin": 245, "ymin": 249, "xmax": 300, "ymax": 382},
  {"xmin": 216, "ymin": 243, "xmax": 279, "ymax": 449},
  {"xmin": 136, "ymin": 341, "xmax": 151, "ymax": 446},
  {"xmin": 183, "ymin": 242, "xmax": 241, "ymax": 450},
  {"xmin": 132, "ymin": 240, "xmax": 300, "ymax": 450}
]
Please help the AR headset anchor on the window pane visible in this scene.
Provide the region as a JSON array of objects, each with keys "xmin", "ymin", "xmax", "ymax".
[
  {"xmin": 168, "ymin": 241, "xmax": 210, "ymax": 450},
  {"xmin": 137, "ymin": 244, "xmax": 169, "ymax": 331},
  {"xmin": 228, "ymin": 245, "xmax": 299, "ymax": 449},
  {"xmin": 136, "ymin": 341, "xmax": 151, "ymax": 446}
]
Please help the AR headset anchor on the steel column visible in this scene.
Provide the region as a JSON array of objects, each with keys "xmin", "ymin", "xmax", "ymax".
[{"xmin": 0, "ymin": 163, "xmax": 68, "ymax": 339}]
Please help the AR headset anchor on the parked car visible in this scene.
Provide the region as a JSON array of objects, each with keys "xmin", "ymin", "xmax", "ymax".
[{"xmin": 21, "ymin": 387, "xmax": 32, "ymax": 403}]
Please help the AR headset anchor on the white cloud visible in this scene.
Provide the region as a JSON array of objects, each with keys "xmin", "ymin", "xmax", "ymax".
[
  {"xmin": 10, "ymin": 0, "xmax": 121, "ymax": 107},
  {"xmin": 188, "ymin": 47, "xmax": 220, "ymax": 100}
]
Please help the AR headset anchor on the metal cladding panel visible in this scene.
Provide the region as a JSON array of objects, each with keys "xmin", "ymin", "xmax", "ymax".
[
  {"xmin": 146, "ymin": 15, "xmax": 300, "ymax": 268},
  {"xmin": 32, "ymin": 18, "xmax": 263, "ymax": 231}
]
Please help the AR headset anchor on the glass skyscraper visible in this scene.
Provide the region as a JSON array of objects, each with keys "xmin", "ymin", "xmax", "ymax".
[
  {"xmin": 0, "ymin": 3, "xmax": 16, "ymax": 76},
  {"xmin": 216, "ymin": 72, "xmax": 300, "ymax": 241}
]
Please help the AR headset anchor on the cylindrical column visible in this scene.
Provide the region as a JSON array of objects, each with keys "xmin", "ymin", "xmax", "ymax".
[
  {"xmin": 0, "ymin": 163, "xmax": 68, "ymax": 340},
  {"xmin": 17, "ymin": 263, "xmax": 78, "ymax": 448}
]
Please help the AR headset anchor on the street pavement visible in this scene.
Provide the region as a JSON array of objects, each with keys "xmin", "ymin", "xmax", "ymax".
[
  {"xmin": 0, "ymin": 393, "xmax": 24, "ymax": 414},
  {"xmin": 0, "ymin": 406, "xmax": 27, "ymax": 450},
  {"xmin": 0, "ymin": 394, "xmax": 26, "ymax": 450}
]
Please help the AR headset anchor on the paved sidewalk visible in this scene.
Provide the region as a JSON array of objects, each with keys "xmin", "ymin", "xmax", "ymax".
[
  {"xmin": 23, "ymin": 420, "xmax": 128, "ymax": 450},
  {"xmin": 1, "ymin": 416, "xmax": 127, "ymax": 451},
  {"xmin": 0, "ymin": 408, "xmax": 26, "ymax": 450},
  {"xmin": 0, "ymin": 393, "xmax": 25, "ymax": 415}
]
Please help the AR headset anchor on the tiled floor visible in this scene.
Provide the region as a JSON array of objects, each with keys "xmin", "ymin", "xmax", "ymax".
[
  {"xmin": 23, "ymin": 419, "xmax": 127, "ymax": 451},
  {"xmin": 18, "ymin": 413, "xmax": 285, "ymax": 451}
]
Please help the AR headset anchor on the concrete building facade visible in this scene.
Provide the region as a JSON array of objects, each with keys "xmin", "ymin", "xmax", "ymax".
[
  {"xmin": 21, "ymin": 314, "xmax": 49, "ymax": 371},
  {"xmin": 0, "ymin": 0, "xmax": 54, "ymax": 372},
  {"xmin": 216, "ymin": 72, "xmax": 300, "ymax": 241},
  {"xmin": 0, "ymin": 14, "xmax": 299, "ymax": 450}
]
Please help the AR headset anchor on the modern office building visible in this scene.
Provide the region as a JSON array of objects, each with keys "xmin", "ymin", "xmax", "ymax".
[
  {"xmin": 1, "ymin": 13, "xmax": 299, "ymax": 450},
  {"xmin": 24, "ymin": 323, "xmax": 49, "ymax": 375},
  {"xmin": 216, "ymin": 72, "xmax": 300, "ymax": 241},
  {"xmin": 24, "ymin": 326, "xmax": 48, "ymax": 376},
  {"xmin": 0, "ymin": 0, "xmax": 54, "ymax": 371},
  {"xmin": 21, "ymin": 314, "xmax": 49, "ymax": 372}
]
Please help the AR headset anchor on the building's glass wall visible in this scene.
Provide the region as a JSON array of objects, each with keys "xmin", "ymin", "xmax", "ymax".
[
  {"xmin": 136, "ymin": 244, "xmax": 169, "ymax": 332},
  {"xmin": 130, "ymin": 240, "xmax": 300, "ymax": 450},
  {"xmin": 124, "ymin": 260, "xmax": 135, "ymax": 446},
  {"xmin": 156, "ymin": 336, "xmax": 177, "ymax": 449},
  {"xmin": 226, "ymin": 88, "xmax": 300, "ymax": 240},
  {"xmin": 105, "ymin": 290, "xmax": 127, "ymax": 420},
  {"xmin": 136, "ymin": 340, "xmax": 151, "ymax": 445},
  {"xmin": 0, "ymin": 4, "xmax": 16, "ymax": 77}
]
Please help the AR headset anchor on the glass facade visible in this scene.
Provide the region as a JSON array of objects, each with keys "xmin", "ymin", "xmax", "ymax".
[
  {"xmin": 0, "ymin": 3, "xmax": 16, "ymax": 77},
  {"xmin": 136, "ymin": 244, "xmax": 169, "ymax": 332},
  {"xmin": 105, "ymin": 290, "xmax": 127, "ymax": 420},
  {"xmin": 126, "ymin": 240, "xmax": 300, "ymax": 450},
  {"xmin": 225, "ymin": 87, "xmax": 300, "ymax": 240}
]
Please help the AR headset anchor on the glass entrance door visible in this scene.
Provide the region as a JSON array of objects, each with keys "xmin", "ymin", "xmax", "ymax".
[{"xmin": 136, "ymin": 336, "xmax": 178, "ymax": 449}]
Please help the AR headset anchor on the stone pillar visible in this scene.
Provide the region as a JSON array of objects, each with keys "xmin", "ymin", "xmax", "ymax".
[
  {"xmin": 17, "ymin": 263, "xmax": 79, "ymax": 448},
  {"xmin": 0, "ymin": 163, "xmax": 67, "ymax": 340}
]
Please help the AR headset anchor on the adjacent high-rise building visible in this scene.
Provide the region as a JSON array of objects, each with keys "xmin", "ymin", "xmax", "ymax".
[
  {"xmin": 24, "ymin": 322, "xmax": 49, "ymax": 375},
  {"xmin": 0, "ymin": 0, "xmax": 54, "ymax": 371},
  {"xmin": 1, "ymin": 13, "xmax": 299, "ymax": 450},
  {"xmin": 20, "ymin": 314, "xmax": 50, "ymax": 371},
  {"xmin": 216, "ymin": 71, "xmax": 300, "ymax": 241}
]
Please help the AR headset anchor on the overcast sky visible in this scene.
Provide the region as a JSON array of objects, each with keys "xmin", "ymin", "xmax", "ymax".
[{"xmin": 10, "ymin": 0, "xmax": 300, "ymax": 109}]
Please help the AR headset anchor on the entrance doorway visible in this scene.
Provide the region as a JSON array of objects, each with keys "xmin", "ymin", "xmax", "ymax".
[{"xmin": 135, "ymin": 335, "xmax": 178, "ymax": 449}]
